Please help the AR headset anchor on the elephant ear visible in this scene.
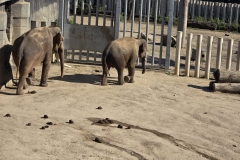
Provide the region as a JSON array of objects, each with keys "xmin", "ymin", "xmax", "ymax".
[
  {"xmin": 50, "ymin": 27, "xmax": 64, "ymax": 53},
  {"xmin": 138, "ymin": 39, "xmax": 147, "ymax": 58}
]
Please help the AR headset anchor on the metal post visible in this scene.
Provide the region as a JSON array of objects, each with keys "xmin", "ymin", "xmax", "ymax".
[
  {"xmin": 165, "ymin": 0, "xmax": 174, "ymax": 70},
  {"xmin": 159, "ymin": 0, "xmax": 166, "ymax": 66},
  {"xmin": 123, "ymin": 0, "xmax": 127, "ymax": 37},
  {"xmin": 131, "ymin": 0, "xmax": 136, "ymax": 37},
  {"xmin": 114, "ymin": 0, "xmax": 121, "ymax": 39},
  {"xmin": 151, "ymin": 0, "xmax": 159, "ymax": 66}
]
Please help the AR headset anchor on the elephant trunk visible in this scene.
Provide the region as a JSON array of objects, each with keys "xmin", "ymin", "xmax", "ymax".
[
  {"xmin": 58, "ymin": 45, "xmax": 64, "ymax": 78},
  {"xmin": 142, "ymin": 57, "xmax": 145, "ymax": 74}
]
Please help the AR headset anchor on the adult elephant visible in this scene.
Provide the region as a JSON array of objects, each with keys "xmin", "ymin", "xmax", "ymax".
[
  {"xmin": 12, "ymin": 26, "xmax": 64, "ymax": 95},
  {"xmin": 101, "ymin": 37, "xmax": 147, "ymax": 86}
]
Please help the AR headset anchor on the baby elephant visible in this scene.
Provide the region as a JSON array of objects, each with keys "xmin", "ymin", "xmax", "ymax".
[{"xmin": 101, "ymin": 37, "xmax": 147, "ymax": 86}]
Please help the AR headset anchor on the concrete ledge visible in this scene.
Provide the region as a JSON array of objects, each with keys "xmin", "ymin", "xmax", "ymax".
[
  {"xmin": 13, "ymin": 18, "xmax": 29, "ymax": 27},
  {"xmin": 0, "ymin": 12, "xmax": 7, "ymax": 30},
  {"xmin": 12, "ymin": 1, "xmax": 30, "ymax": 18}
]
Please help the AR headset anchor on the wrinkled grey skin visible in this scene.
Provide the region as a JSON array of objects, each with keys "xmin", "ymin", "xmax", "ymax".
[
  {"xmin": 12, "ymin": 26, "xmax": 64, "ymax": 95},
  {"xmin": 101, "ymin": 37, "xmax": 147, "ymax": 86}
]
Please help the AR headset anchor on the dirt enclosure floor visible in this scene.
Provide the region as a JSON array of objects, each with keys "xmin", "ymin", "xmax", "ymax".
[
  {"xmin": 1, "ymin": 17, "xmax": 240, "ymax": 159},
  {"xmin": 1, "ymin": 63, "xmax": 240, "ymax": 160}
]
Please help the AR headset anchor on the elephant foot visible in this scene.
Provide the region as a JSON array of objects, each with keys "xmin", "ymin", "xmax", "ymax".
[
  {"xmin": 40, "ymin": 82, "xmax": 48, "ymax": 87},
  {"xmin": 101, "ymin": 82, "xmax": 108, "ymax": 86},
  {"xmin": 16, "ymin": 89, "xmax": 24, "ymax": 95},
  {"xmin": 118, "ymin": 81, "xmax": 125, "ymax": 85},
  {"xmin": 124, "ymin": 76, "xmax": 134, "ymax": 83}
]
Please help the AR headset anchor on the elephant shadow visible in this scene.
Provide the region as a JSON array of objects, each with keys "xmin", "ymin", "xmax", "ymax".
[{"xmin": 50, "ymin": 74, "xmax": 119, "ymax": 85}]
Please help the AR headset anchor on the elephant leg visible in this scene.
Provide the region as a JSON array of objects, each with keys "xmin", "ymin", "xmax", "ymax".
[
  {"xmin": 117, "ymin": 68, "xmax": 124, "ymax": 85},
  {"xmin": 28, "ymin": 68, "xmax": 35, "ymax": 78},
  {"xmin": 40, "ymin": 57, "xmax": 51, "ymax": 87},
  {"xmin": 101, "ymin": 67, "xmax": 108, "ymax": 86},
  {"xmin": 126, "ymin": 60, "xmax": 135, "ymax": 83},
  {"xmin": 17, "ymin": 64, "xmax": 31, "ymax": 95}
]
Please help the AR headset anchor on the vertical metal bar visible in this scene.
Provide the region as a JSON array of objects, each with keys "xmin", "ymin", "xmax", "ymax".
[
  {"xmin": 205, "ymin": 36, "xmax": 213, "ymax": 79},
  {"xmin": 114, "ymin": 0, "xmax": 121, "ymax": 39},
  {"xmin": 58, "ymin": 0, "xmax": 65, "ymax": 32},
  {"xmin": 194, "ymin": 34, "xmax": 203, "ymax": 78},
  {"xmin": 175, "ymin": 31, "xmax": 182, "ymax": 76},
  {"xmin": 123, "ymin": 0, "xmax": 127, "ymax": 37},
  {"xmin": 64, "ymin": 0, "xmax": 69, "ymax": 60},
  {"xmin": 216, "ymin": 37, "xmax": 223, "ymax": 70},
  {"xmin": 185, "ymin": 33, "xmax": 193, "ymax": 77},
  {"xmin": 159, "ymin": 0, "xmax": 166, "ymax": 66},
  {"xmin": 235, "ymin": 4, "xmax": 239, "ymax": 23},
  {"xmin": 226, "ymin": 39, "xmax": 234, "ymax": 70},
  {"xmin": 229, "ymin": 3, "xmax": 233, "ymax": 25},
  {"xmin": 87, "ymin": 0, "xmax": 92, "ymax": 61},
  {"xmin": 103, "ymin": 0, "xmax": 106, "ymax": 26},
  {"xmin": 137, "ymin": 0, "xmax": 143, "ymax": 65},
  {"xmin": 197, "ymin": 0, "xmax": 201, "ymax": 17},
  {"xmin": 145, "ymin": 0, "xmax": 151, "ymax": 65},
  {"xmin": 151, "ymin": 0, "xmax": 158, "ymax": 66},
  {"xmin": 96, "ymin": 0, "xmax": 100, "ymax": 26},
  {"xmin": 81, "ymin": 0, "xmax": 84, "ymax": 25},
  {"xmin": 216, "ymin": 2, "xmax": 220, "ymax": 19},
  {"xmin": 72, "ymin": 0, "xmax": 77, "ymax": 62},
  {"xmin": 165, "ymin": 0, "xmax": 174, "ymax": 70},
  {"xmin": 131, "ymin": 0, "xmax": 136, "ymax": 37},
  {"xmin": 204, "ymin": 1, "xmax": 208, "ymax": 20},
  {"xmin": 210, "ymin": 2, "xmax": 214, "ymax": 20},
  {"xmin": 111, "ymin": 0, "xmax": 115, "ymax": 27},
  {"xmin": 237, "ymin": 41, "xmax": 240, "ymax": 71},
  {"xmin": 191, "ymin": 0, "xmax": 195, "ymax": 20},
  {"xmin": 223, "ymin": 3, "xmax": 226, "ymax": 23}
]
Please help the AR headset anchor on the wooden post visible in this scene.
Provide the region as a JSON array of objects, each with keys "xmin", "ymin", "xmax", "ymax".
[
  {"xmin": 191, "ymin": 0, "xmax": 195, "ymax": 20},
  {"xmin": 216, "ymin": 2, "xmax": 220, "ymax": 19},
  {"xmin": 194, "ymin": 34, "xmax": 203, "ymax": 78},
  {"xmin": 175, "ymin": 31, "xmax": 182, "ymax": 76},
  {"xmin": 185, "ymin": 33, "xmax": 193, "ymax": 77},
  {"xmin": 235, "ymin": 4, "xmax": 239, "ymax": 23},
  {"xmin": 216, "ymin": 37, "xmax": 223, "ymax": 70},
  {"xmin": 205, "ymin": 36, "xmax": 213, "ymax": 79},
  {"xmin": 210, "ymin": 2, "xmax": 214, "ymax": 20},
  {"xmin": 237, "ymin": 41, "xmax": 240, "ymax": 71},
  {"xmin": 197, "ymin": 0, "xmax": 201, "ymax": 17},
  {"xmin": 226, "ymin": 39, "xmax": 234, "ymax": 70}
]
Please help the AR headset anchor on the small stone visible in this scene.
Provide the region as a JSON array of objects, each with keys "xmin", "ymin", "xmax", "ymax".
[
  {"xmin": 225, "ymin": 34, "xmax": 229, "ymax": 36},
  {"xmin": 43, "ymin": 115, "xmax": 48, "ymax": 118},
  {"xmin": 233, "ymin": 144, "xmax": 237, "ymax": 147},
  {"xmin": 94, "ymin": 69, "xmax": 100, "ymax": 72},
  {"xmin": 69, "ymin": 119, "xmax": 74, "ymax": 124},
  {"xmin": 46, "ymin": 122, "xmax": 53, "ymax": 125},
  {"xmin": 40, "ymin": 126, "xmax": 45, "ymax": 130},
  {"xmin": 204, "ymin": 112, "xmax": 207, "ymax": 114},
  {"xmin": 94, "ymin": 138, "xmax": 102, "ymax": 143},
  {"xmin": 97, "ymin": 120, "xmax": 103, "ymax": 124},
  {"xmin": 4, "ymin": 114, "xmax": 11, "ymax": 117},
  {"xmin": 97, "ymin": 106, "xmax": 102, "ymax": 110},
  {"xmin": 118, "ymin": 124, "xmax": 123, "ymax": 129},
  {"xmin": 27, "ymin": 90, "xmax": 37, "ymax": 94},
  {"xmin": 26, "ymin": 123, "xmax": 31, "ymax": 126},
  {"xmin": 45, "ymin": 125, "xmax": 49, "ymax": 128}
]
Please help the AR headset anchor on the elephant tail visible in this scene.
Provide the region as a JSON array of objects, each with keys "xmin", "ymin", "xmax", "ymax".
[
  {"xmin": 102, "ymin": 46, "xmax": 110, "ymax": 76},
  {"xmin": 15, "ymin": 45, "xmax": 24, "ymax": 84}
]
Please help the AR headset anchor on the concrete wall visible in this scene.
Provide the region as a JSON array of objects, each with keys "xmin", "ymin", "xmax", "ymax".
[{"xmin": 25, "ymin": 0, "xmax": 59, "ymax": 27}]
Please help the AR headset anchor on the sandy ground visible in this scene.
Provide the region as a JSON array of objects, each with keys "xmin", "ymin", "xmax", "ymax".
[{"xmin": 1, "ymin": 17, "xmax": 240, "ymax": 160}]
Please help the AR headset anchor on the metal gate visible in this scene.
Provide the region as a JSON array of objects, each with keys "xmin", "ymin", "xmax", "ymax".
[
  {"xmin": 58, "ymin": 0, "xmax": 175, "ymax": 70},
  {"xmin": 58, "ymin": 0, "xmax": 121, "ymax": 64}
]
